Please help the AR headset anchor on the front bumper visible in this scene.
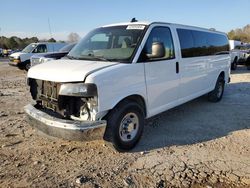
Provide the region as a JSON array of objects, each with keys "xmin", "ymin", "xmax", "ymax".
[
  {"xmin": 24, "ymin": 104, "xmax": 107, "ymax": 141},
  {"xmin": 8, "ymin": 60, "xmax": 19, "ymax": 66}
]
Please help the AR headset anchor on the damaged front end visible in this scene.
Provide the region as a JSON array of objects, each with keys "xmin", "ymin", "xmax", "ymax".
[{"xmin": 24, "ymin": 79, "xmax": 106, "ymax": 141}]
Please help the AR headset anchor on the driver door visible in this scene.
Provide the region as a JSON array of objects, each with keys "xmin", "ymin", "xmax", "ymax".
[{"xmin": 139, "ymin": 26, "xmax": 180, "ymax": 117}]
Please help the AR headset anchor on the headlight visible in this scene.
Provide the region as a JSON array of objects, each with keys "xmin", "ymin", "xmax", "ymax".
[
  {"xmin": 59, "ymin": 83, "xmax": 97, "ymax": 97},
  {"xmin": 39, "ymin": 57, "xmax": 54, "ymax": 63}
]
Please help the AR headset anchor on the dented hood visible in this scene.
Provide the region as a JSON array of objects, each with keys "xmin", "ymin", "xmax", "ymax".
[{"xmin": 27, "ymin": 59, "xmax": 118, "ymax": 82}]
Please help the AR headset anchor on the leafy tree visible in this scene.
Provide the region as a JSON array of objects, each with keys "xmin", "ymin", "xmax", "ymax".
[
  {"xmin": 67, "ymin": 32, "xmax": 81, "ymax": 42},
  {"xmin": 228, "ymin": 24, "xmax": 250, "ymax": 43},
  {"xmin": 48, "ymin": 38, "xmax": 56, "ymax": 42}
]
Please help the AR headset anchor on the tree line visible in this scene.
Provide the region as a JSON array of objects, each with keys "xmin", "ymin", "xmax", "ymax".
[
  {"xmin": 0, "ymin": 36, "xmax": 57, "ymax": 50},
  {"xmin": 0, "ymin": 32, "xmax": 81, "ymax": 50},
  {"xmin": 228, "ymin": 24, "xmax": 250, "ymax": 43}
]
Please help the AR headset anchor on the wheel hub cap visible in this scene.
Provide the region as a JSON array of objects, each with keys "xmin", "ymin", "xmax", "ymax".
[{"xmin": 119, "ymin": 112, "xmax": 139, "ymax": 142}]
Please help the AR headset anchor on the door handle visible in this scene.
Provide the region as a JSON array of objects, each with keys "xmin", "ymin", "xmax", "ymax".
[{"xmin": 176, "ymin": 62, "xmax": 179, "ymax": 74}]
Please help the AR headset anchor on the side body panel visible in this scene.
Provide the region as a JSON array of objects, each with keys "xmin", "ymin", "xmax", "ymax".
[{"xmin": 85, "ymin": 63, "xmax": 147, "ymax": 117}]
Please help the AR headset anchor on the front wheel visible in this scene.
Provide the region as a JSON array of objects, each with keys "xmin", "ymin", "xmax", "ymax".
[
  {"xmin": 208, "ymin": 76, "xmax": 225, "ymax": 102},
  {"xmin": 104, "ymin": 100, "xmax": 145, "ymax": 151}
]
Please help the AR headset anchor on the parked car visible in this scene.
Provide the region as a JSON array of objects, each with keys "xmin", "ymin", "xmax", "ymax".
[
  {"xmin": 3, "ymin": 49, "xmax": 12, "ymax": 57},
  {"xmin": 229, "ymin": 40, "xmax": 246, "ymax": 70},
  {"xmin": 0, "ymin": 48, "xmax": 3, "ymax": 57},
  {"xmin": 9, "ymin": 42, "xmax": 67, "ymax": 70},
  {"xmin": 30, "ymin": 43, "xmax": 76, "ymax": 67},
  {"xmin": 25, "ymin": 20, "xmax": 230, "ymax": 151},
  {"xmin": 244, "ymin": 45, "xmax": 250, "ymax": 70}
]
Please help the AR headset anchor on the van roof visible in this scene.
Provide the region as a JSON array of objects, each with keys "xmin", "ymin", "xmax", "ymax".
[{"xmin": 102, "ymin": 21, "xmax": 226, "ymax": 35}]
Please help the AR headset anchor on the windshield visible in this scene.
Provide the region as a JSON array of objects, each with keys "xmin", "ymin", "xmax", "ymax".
[
  {"xmin": 59, "ymin": 43, "xmax": 76, "ymax": 52},
  {"xmin": 22, "ymin": 43, "xmax": 38, "ymax": 53},
  {"xmin": 67, "ymin": 25, "xmax": 146, "ymax": 63}
]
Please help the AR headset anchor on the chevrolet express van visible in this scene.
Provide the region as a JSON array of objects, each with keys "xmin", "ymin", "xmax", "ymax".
[
  {"xmin": 25, "ymin": 21, "xmax": 230, "ymax": 151},
  {"xmin": 9, "ymin": 42, "xmax": 67, "ymax": 70}
]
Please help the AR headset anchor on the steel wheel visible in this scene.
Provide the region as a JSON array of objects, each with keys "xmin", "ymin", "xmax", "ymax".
[{"xmin": 119, "ymin": 112, "xmax": 139, "ymax": 142}]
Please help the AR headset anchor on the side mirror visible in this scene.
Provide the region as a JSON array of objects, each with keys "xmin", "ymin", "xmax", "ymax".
[{"xmin": 147, "ymin": 42, "xmax": 165, "ymax": 59}]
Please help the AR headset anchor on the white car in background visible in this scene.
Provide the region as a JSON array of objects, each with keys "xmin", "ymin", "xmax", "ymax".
[
  {"xmin": 229, "ymin": 40, "xmax": 246, "ymax": 70},
  {"xmin": 9, "ymin": 42, "xmax": 67, "ymax": 70}
]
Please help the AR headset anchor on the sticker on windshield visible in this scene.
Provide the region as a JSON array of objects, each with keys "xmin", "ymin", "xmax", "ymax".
[{"xmin": 126, "ymin": 25, "xmax": 145, "ymax": 30}]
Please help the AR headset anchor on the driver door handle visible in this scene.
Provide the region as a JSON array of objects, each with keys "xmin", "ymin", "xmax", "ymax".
[{"xmin": 176, "ymin": 62, "xmax": 179, "ymax": 74}]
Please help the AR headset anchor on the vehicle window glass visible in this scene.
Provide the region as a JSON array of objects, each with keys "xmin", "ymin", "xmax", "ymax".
[
  {"xmin": 139, "ymin": 27, "xmax": 175, "ymax": 62},
  {"xmin": 89, "ymin": 33, "xmax": 109, "ymax": 50},
  {"xmin": 177, "ymin": 28, "xmax": 229, "ymax": 58},
  {"xmin": 192, "ymin": 30, "xmax": 208, "ymax": 56},
  {"xmin": 59, "ymin": 43, "xmax": 76, "ymax": 52},
  {"xmin": 176, "ymin": 29, "xmax": 194, "ymax": 58},
  {"xmin": 33, "ymin": 44, "xmax": 47, "ymax": 53},
  {"xmin": 68, "ymin": 25, "xmax": 146, "ymax": 63},
  {"xmin": 22, "ymin": 44, "xmax": 37, "ymax": 53}
]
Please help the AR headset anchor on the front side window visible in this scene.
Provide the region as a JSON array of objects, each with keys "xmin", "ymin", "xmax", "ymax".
[
  {"xmin": 33, "ymin": 44, "xmax": 47, "ymax": 53},
  {"xmin": 68, "ymin": 25, "xmax": 146, "ymax": 63},
  {"xmin": 139, "ymin": 27, "xmax": 175, "ymax": 62}
]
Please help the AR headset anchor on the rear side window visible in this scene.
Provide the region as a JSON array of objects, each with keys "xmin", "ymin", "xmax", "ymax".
[{"xmin": 177, "ymin": 28, "xmax": 229, "ymax": 58}]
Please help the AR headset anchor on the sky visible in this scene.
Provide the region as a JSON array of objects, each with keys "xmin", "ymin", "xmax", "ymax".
[{"xmin": 0, "ymin": 0, "xmax": 249, "ymax": 41}]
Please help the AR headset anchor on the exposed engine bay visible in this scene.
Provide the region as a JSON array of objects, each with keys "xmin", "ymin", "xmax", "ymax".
[{"xmin": 28, "ymin": 79, "xmax": 98, "ymax": 121}]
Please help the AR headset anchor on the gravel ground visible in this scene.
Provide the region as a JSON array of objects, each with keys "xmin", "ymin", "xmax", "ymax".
[{"xmin": 0, "ymin": 58, "xmax": 250, "ymax": 188}]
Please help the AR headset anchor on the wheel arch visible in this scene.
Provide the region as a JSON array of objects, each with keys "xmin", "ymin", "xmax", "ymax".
[
  {"xmin": 103, "ymin": 94, "xmax": 147, "ymax": 119},
  {"xmin": 219, "ymin": 71, "xmax": 225, "ymax": 81}
]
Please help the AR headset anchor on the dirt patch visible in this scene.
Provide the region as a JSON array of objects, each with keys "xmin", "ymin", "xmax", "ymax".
[{"xmin": 0, "ymin": 59, "xmax": 249, "ymax": 187}]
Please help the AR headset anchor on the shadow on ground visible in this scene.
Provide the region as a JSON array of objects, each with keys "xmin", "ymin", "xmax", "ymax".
[{"xmin": 133, "ymin": 81, "xmax": 250, "ymax": 152}]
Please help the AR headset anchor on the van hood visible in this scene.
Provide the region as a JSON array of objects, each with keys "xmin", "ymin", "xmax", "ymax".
[
  {"xmin": 9, "ymin": 52, "xmax": 26, "ymax": 58},
  {"xmin": 27, "ymin": 59, "xmax": 118, "ymax": 82}
]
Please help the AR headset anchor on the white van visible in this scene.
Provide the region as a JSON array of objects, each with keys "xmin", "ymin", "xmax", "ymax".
[
  {"xmin": 9, "ymin": 42, "xmax": 67, "ymax": 70},
  {"xmin": 25, "ymin": 21, "xmax": 230, "ymax": 151}
]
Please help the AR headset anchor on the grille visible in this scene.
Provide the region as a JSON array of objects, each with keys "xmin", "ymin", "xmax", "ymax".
[{"xmin": 40, "ymin": 81, "xmax": 61, "ymax": 111}]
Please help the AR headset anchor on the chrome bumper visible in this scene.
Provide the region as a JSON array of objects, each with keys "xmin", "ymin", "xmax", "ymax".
[{"xmin": 24, "ymin": 104, "xmax": 107, "ymax": 141}]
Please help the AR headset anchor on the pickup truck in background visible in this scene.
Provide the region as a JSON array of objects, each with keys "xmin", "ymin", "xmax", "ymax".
[
  {"xmin": 9, "ymin": 42, "xmax": 67, "ymax": 70},
  {"xmin": 229, "ymin": 40, "xmax": 246, "ymax": 70}
]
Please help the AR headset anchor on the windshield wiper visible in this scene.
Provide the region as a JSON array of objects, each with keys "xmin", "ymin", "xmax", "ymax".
[
  {"xmin": 89, "ymin": 56, "xmax": 112, "ymax": 62},
  {"xmin": 66, "ymin": 55, "xmax": 81, "ymax": 60}
]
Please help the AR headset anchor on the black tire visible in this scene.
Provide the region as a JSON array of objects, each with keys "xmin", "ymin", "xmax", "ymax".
[
  {"xmin": 25, "ymin": 62, "xmax": 31, "ymax": 71},
  {"xmin": 208, "ymin": 76, "xmax": 225, "ymax": 102},
  {"xmin": 104, "ymin": 99, "xmax": 145, "ymax": 151},
  {"xmin": 231, "ymin": 58, "xmax": 237, "ymax": 70}
]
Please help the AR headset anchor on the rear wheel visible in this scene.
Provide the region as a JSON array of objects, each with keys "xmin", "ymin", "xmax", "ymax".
[
  {"xmin": 104, "ymin": 100, "xmax": 145, "ymax": 151},
  {"xmin": 208, "ymin": 76, "xmax": 225, "ymax": 102}
]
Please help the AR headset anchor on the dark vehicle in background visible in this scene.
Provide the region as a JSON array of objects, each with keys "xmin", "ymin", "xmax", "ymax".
[
  {"xmin": 0, "ymin": 48, "xmax": 3, "ymax": 57},
  {"xmin": 30, "ymin": 43, "xmax": 76, "ymax": 67}
]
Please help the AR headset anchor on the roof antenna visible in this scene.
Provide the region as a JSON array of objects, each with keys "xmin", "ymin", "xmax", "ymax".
[{"xmin": 131, "ymin": 18, "xmax": 138, "ymax": 23}]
